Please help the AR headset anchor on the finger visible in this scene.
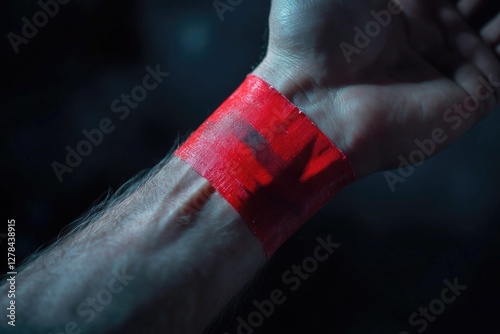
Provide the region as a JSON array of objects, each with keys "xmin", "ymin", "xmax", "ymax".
[
  {"xmin": 456, "ymin": 0, "xmax": 500, "ymax": 31},
  {"xmin": 480, "ymin": 13, "xmax": 500, "ymax": 47},
  {"xmin": 456, "ymin": 0, "xmax": 487, "ymax": 20},
  {"xmin": 436, "ymin": 2, "xmax": 500, "ymax": 113}
]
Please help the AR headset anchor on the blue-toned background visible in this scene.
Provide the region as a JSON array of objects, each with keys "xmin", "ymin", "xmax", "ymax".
[{"xmin": 2, "ymin": 0, "xmax": 500, "ymax": 333}]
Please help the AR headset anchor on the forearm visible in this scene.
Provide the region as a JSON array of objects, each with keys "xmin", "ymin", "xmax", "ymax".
[
  {"xmin": 0, "ymin": 156, "xmax": 266, "ymax": 333},
  {"xmin": 2, "ymin": 56, "xmax": 360, "ymax": 333},
  {"xmin": 1, "ymin": 58, "xmax": 348, "ymax": 334}
]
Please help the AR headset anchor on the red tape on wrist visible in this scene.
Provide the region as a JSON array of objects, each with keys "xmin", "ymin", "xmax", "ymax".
[{"xmin": 175, "ymin": 74, "xmax": 355, "ymax": 257}]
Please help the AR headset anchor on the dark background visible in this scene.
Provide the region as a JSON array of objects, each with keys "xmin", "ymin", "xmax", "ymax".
[{"xmin": 2, "ymin": 0, "xmax": 500, "ymax": 333}]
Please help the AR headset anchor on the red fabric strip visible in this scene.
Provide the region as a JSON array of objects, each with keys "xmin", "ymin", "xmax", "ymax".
[{"xmin": 175, "ymin": 75, "xmax": 355, "ymax": 257}]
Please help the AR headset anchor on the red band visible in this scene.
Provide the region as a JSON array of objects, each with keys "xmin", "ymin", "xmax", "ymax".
[{"xmin": 175, "ymin": 75, "xmax": 355, "ymax": 256}]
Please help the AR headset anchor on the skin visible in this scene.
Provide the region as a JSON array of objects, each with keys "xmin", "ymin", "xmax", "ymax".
[
  {"xmin": 254, "ymin": 0, "xmax": 500, "ymax": 177},
  {"xmin": 1, "ymin": 0, "xmax": 499, "ymax": 333}
]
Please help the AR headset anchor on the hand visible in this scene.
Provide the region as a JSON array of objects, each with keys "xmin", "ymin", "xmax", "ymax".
[{"xmin": 253, "ymin": 0, "xmax": 500, "ymax": 178}]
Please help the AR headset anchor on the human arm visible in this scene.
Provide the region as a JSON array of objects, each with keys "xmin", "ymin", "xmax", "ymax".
[
  {"xmin": 0, "ymin": 157, "xmax": 266, "ymax": 333},
  {"xmin": 2, "ymin": 0, "xmax": 500, "ymax": 333}
]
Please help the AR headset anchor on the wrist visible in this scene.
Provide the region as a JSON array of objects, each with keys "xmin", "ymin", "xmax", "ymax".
[
  {"xmin": 176, "ymin": 73, "xmax": 355, "ymax": 256},
  {"xmin": 252, "ymin": 56, "xmax": 369, "ymax": 179}
]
